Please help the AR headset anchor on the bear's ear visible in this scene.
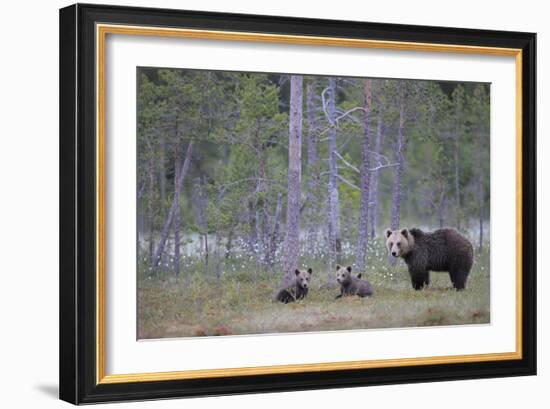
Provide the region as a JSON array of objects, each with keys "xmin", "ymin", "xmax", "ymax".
[
  {"xmin": 385, "ymin": 229, "xmax": 392, "ymax": 238},
  {"xmin": 401, "ymin": 229, "xmax": 408, "ymax": 238},
  {"xmin": 307, "ymin": 268, "xmax": 313, "ymax": 275},
  {"xmin": 357, "ymin": 273, "xmax": 362, "ymax": 279},
  {"xmin": 295, "ymin": 269, "xmax": 301, "ymax": 276},
  {"xmin": 336, "ymin": 265, "xmax": 341, "ymax": 271},
  {"xmin": 346, "ymin": 266, "xmax": 352, "ymax": 272}
]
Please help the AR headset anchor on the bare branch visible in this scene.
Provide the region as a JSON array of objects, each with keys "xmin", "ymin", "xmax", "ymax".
[
  {"xmin": 321, "ymin": 87, "xmax": 331, "ymax": 123},
  {"xmin": 369, "ymin": 163, "xmax": 399, "ymax": 172},
  {"xmin": 317, "ymin": 105, "xmax": 366, "ymax": 139},
  {"xmin": 367, "ymin": 149, "xmax": 396, "ymax": 168},
  {"xmin": 334, "ymin": 151, "xmax": 360, "ymax": 174},
  {"xmin": 333, "ymin": 106, "xmax": 366, "ymax": 123},
  {"xmin": 336, "ymin": 174, "xmax": 360, "ymax": 190}
]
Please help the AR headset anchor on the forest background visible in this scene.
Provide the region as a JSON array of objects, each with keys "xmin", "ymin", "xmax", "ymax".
[{"xmin": 137, "ymin": 68, "xmax": 490, "ymax": 338}]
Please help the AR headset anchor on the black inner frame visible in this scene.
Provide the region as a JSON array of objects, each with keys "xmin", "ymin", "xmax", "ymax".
[{"xmin": 59, "ymin": 3, "xmax": 536, "ymax": 404}]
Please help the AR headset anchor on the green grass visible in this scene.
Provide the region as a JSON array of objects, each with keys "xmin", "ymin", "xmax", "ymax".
[{"xmin": 137, "ymin": 242, "xmax": 490, "ymax": 339}]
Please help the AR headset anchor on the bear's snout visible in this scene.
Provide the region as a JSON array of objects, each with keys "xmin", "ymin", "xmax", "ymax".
[{"xmin": 391, "ymin": 251, "xmax": 397, "ymax": 257}]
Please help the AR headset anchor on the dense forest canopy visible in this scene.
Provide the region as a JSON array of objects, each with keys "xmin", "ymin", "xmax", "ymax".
[{"xmin": 137, "ymin": 67, "xmax": 490, "ymax": 285}]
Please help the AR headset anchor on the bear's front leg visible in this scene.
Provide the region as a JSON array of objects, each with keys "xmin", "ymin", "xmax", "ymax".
[
  {"xmin": 424, "ymin": 271, "xmax": 430, "ymax": 287},
  {"xmin": 410, "ymin": 269, "xmax": 429, "ymax": 290}
]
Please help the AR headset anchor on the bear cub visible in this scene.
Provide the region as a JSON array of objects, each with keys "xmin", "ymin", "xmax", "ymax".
[
  {"xmin": 335, "ymin": 265, "xmax": 374, "ymax": 298},
  {"xmin": 386, "ymin": 227, "xmax": 473, "ymax": 291},
  {"xmin": 274, "ymin": 268, "xmax": 313, "ymax": 303}
]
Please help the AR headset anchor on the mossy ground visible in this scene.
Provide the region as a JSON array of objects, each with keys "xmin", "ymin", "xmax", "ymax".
[{"xmin": 138, "ymin": 241, "xmax": 489, "ymax": 339}]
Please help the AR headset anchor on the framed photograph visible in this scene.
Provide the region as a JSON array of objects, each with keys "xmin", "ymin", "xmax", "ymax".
[{"xmin": 59, "ymin": 3, "xmax": 536, "ymax": 404}]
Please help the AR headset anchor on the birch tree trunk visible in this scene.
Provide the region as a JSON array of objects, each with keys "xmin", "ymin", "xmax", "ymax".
[
  {"xmin": 282, "ymin": 75, "xmax": 303, "ymax": 283},
  {"xmin": 151, "ymin": 141, "xmax": 194, "ymax": 269},
  {"xmin": 390, "ymin": 81, "xmax": 406, "ymax": 265},
  {"xmin": 327, "ymin": 77, "xmax": 342, "ymax": 268},
  {"xmin": 369, "ymin": 95, "xmax": 384, "ymax": 240},
  {"xmin": 355, "ymin": 79, "xmax": 373, "ymax": 271},
  {"xmin": 305, "ymin": 79, "xmax": 319, "ymax": 255}
]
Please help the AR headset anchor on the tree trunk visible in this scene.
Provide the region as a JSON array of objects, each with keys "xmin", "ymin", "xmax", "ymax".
[
  {"xmin": 478, "ymin": 154, "xmax": 484, "ymax": 253},
  {"xmin": 390, "ymin": 82, "xmax": 406, "ymax": 263},
  {"xmin": 438, "ymin": 192, "xmax": 446, "ymax": 228},
  {"xmin": 268, "ymin": 192, "xmax": 283, "ymax": 268},
  {"xmin": 256, "ymin": 125, "xmax": 269, "ymax": 266},
  {"xmin": 214, "ymin": 233, "xmax": 222, "ymax": 283},
  {"xmin": 305, "ymin": 79, "xmax": 319, "ymax": 255},
  {"xmin": 454, "ymin": 97, "xmax": 461, "ymax": 231},
  {"xmin": 327, "ymin": 77, "xmax": 342, "ymax": 269},
  {"xmin": 193, "ymin": 176, "xmax": 209, "ymax": 274},
  {"xmin": 151, "ymin": 141, "xmax": 194, "ymax": 269},
  {"xmin": 355, "ymin": 79, "xmax": 373, "ymax": 272},
  {"xmin": 204, "ymin": 231, "xmax": 209, "ymax": 273},
  {"xmin": 159, "ymin": 134, "xmax": 167, "ymax": 208},
  {"xmin": 173, "ymin": 154, "xmax": 181, "ymax": 276},
  {"xmin": 248, "ymin": 201, "xmax": 258, "ymax": 254},
  {"xmin": 225, "ymin": 229, "xmax": 233, "ymax": 259},
  {"xmin": 147, "ymin": 158, "xmax": 155, "ymax": 262},
  {"xmin": 369, "ymin": 95, "xmax": 384, "ymax": 240},
  {"xmin": 282, "ymin": 75, "xmax": 303, "ymax": 283}
]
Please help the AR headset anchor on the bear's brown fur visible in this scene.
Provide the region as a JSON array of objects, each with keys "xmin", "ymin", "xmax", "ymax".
[
  {"xmin": 386, "ymin": 228, "xmax": 473, "ymax": 290},
  {"xmin": 274, "ymin": 268, "xmax": 313, "ymax": 303},
  {"xmin": 335, "ymin": 265, "xmax": 373, "ymax": 298}
]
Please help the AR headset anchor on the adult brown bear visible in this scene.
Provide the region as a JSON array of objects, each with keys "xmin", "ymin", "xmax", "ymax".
[{"xmin": 386, "ymin": 228, "xmax": 473, "ymax": 290}]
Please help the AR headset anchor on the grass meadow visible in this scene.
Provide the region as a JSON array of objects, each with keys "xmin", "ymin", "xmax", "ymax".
[{"xmin": 137, "ymin": 238, "xmax": 490, "ymax": 339}]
